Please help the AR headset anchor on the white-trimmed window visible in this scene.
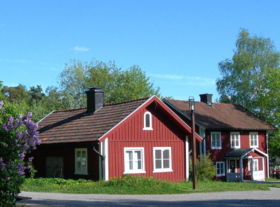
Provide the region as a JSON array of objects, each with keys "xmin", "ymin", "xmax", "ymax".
[
  {"xmin": 124, "ymin": 147, "xmax": 145, "ymax": 174},
  {"xmin": 250, "ymin": 132, "xmax": 259, "ymax": 148},
  {"xmin": 143, "ymin": 111, "xmax": 153, "ymax": 130},
  {"xmin": 253, "ymin": 159, "xmax": 258, "ymax": 171},
  {"xmin": 216, "ymin": 161, "xmax": 225, "ymax": 176},
  {"xmin": 211, "ymin": 132, "xmax": 221, "ymax": 149},
  {"xmin": 75, "ymin": 148, "xmax": 88, "ymax": 175},
  {"xmin": 153, "ymin": 147, "xmax": 172, "ymax": 172},
  {"xmin": 230, "ymin": 132, "xmax": 240, "ymax": 149}
]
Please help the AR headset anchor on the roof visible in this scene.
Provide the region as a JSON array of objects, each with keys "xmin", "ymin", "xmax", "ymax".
[
  {"xmin": 39, "ymin": 96, "xmax": 203, "ymax": 144},
  {"xmin": 164, "ymin": 99, "xmax": 274, "ymax": 131},
  {"xmin": 38, "ymin": 97, "xmax": 149, "ymax": 144},
  {"xmin": 224, "ymin": 148, "xmax": 253, "ymax": 158}
]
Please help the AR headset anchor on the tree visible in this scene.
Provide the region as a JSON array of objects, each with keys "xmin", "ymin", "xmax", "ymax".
[
  {"xmin": 59, "ymin": 60, "xmax": 160, "ymax": 107},
  {"xmin": 216, "ymin": 29, "xmax": 280, "ymax": 158}
]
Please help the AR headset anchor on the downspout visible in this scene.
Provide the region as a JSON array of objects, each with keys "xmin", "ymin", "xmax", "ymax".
[
  {"xmin": 93, "ymin": 143, "xmax": 105, "ymax": 180},
  {"xmin": 266, "ymin": 131, "xmax": 270, "ymax": 178}
]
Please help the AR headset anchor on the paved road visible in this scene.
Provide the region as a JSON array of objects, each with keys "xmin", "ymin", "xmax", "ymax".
[{"xmin": 18, "ymin": 188, "xmax": 280, "ymax": 207}]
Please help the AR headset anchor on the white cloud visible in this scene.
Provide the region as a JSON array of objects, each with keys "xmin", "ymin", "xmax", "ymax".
[
  {"xmin": 150, "ymin": 73, "xmax": 215, "ymax": 86},
  {"xmin": 72, "ymin": 46, "xmax": 90, "ymax": 52}
]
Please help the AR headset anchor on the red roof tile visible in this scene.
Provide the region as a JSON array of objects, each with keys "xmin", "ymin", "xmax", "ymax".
[
  {"xmin": 165, "ymin": 99, "xmax": 274, "ymax": 130},
  {"xmin": 39, "ymin": 97, "xmax": 149, "ymax": 144}
]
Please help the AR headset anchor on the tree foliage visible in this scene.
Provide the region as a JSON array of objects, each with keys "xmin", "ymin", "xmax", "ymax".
[
  {"xmin": 59, "ymin": 60, "xmax": 160, "ymax": 108},
  {"xmin": 217, "ymin": 29, "xmax": 280, "ymax": 158}
]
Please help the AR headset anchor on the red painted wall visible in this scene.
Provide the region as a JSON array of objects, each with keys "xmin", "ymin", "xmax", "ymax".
[
  {"xmin": 204, "ymin": 130, "xmax": 268, "ymax": 179},
  {"xmin": 105, "ymin": 102, "xmax": 187, "ymax": 182}
]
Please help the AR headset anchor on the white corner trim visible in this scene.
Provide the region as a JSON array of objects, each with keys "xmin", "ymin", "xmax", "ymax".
[
  {"xmin": 185, "ymin": 136, "xmax": 189, "ymax": 181},
  {"xmin": 104, "ymin": 138, "xmax": 109, "ymax": 181},
  {"xmin": 254, "ymin": 148, "xmax": 268, "ymax": 157},
  {"xmin": 37, "ymin": 110, "xmax": 55, "ymax": 123},
  {"xmin": 98, "ymin": 96, "xmax": 156, "ymax": 141}
]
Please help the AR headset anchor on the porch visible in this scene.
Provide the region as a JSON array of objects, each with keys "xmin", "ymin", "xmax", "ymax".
[{"xmin": 225, "ymin": 148, "xmax": 266, "ymax": 182}]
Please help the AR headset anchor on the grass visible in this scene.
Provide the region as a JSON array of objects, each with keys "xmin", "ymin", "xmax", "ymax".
[
  {"xmin": 20, "ymin": 176, "xmax": 280, "ymax": 194},
  {"xmin": 266, "ymin": 177, "xmax": 280, "ymax": 182}
]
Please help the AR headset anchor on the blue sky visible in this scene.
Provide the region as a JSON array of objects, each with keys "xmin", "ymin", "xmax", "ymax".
[{"xmin": 1, "ymin": 0, "xmax": 280, "ymax": 101}]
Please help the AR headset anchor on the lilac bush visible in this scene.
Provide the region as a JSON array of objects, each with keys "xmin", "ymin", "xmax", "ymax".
[{"xmin": 0, "ymin": 101, "xmax": 40, "ymax": 206}]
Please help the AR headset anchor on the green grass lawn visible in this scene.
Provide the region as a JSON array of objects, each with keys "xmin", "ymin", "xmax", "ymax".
[
  {"xmin": 20, "ymin": 176, "xmax": 280, "ymax": 194},
  {"xmin": 266, "ymin": 177, "xmax": 280, "ymax": 182}
]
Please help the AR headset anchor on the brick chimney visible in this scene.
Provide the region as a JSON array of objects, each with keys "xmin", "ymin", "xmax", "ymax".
[
  {"xmin": 86, "ymin": 87, "xmax": 104, "ymax": 113},
  {"xmin": 199, "ymin": 94, "xmax": 213, "ymax": 106}
]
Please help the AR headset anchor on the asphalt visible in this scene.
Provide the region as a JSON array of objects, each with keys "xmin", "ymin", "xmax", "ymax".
[{"xmin": 18, "ymin": 188, "xmax": 280, "ymax": 207}]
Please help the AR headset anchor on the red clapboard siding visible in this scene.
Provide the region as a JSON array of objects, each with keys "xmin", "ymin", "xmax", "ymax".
[{"xmin": 106, "ymin": 102, "xmax": 187, "ymax": 182}]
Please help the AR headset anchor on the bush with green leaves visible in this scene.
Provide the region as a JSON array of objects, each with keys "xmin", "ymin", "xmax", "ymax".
[
  {"xmin": 0, "ymin": 101, "xmax": 40, "ymax": 207},
  {"xmin": 190, "ymin": 155, "xmax": 216, "ymax": 181}
]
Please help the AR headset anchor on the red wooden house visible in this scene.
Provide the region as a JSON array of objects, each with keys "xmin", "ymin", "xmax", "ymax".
[
  {"xmin": 33, "ymin": 87, "xmax": 202, "ymax": 182},
  {"xmin": 164, "ymin": 94, "xmax": 275, "ymax": 181}
]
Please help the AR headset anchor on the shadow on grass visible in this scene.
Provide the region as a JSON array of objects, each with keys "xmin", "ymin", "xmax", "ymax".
[{"xmin": 18, "ymin": 199, "xmax": 280, "ymax": 207}]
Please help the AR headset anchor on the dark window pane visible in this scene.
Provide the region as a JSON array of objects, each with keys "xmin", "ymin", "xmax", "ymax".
[
  {"xmin": 156, "ymin": 160, "xmax": 161, "ymax": 169},
  {"xmin": 163, "ymin": 150, "xmax": 169, "ymax": 159},
  {"xmin": 145, "ymin": 114, "xmax": 150, "ymax": 128},
  {"xmin": 155, "ymin": 150, "xmax": 161, "ymax": 159},
  {"xmin": 163, "ymin": 160, "xmax": 170, "ymax": 168}
]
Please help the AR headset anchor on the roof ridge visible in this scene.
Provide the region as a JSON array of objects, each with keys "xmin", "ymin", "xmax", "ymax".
[
  {"xmin": 104, "ymin": 97, "xmax": 150, "ymax": 106},
  {"xmin": 54, "ymin": 107, "xmax": 86, "ymax": 113},
  {"xmin": 52, "ymin": 97, "xmax": 150, "ymax": 113}
]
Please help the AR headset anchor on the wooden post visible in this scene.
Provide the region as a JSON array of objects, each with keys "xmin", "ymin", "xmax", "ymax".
[{"xmin": 189, "ymin": 97, "xmax": 198, "ymax": 189}]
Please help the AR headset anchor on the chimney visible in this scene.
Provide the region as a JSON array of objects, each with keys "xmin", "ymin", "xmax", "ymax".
[
  {"xmin": 86, "ymin": 87, "xmax": 104, "ymax": 113},
  {"xmin": 199, "ymin": 94, "xmax": 213, "ymax": 106}
]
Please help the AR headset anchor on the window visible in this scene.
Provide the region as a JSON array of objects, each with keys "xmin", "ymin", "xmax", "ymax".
[
  {"xmin": 230, "ymin": 132, "xmax": 240, "ymax": 149},
  {"xmin": 216, "ymin": 162, "xmax": 225, "ymax": 176},
  {"xmin": 253, "ymin": 159, "xmax": 258, "ymax": 171},
  {"xmin": 250, "ymin": 132, "xmax": 258, "ymax": 148},
  {"xmin": 143, "ymin": 111, "xmax": 153, "ymax": 130},
  {"xmin": 211, "ymin": 132, "xmax": 221, "ymax": 149},
  {"xmin": 153, "ymin": 147, "xmax": 172, "ymax": 172},
  {"xmin": 75, "ymin": 148, "xmax": 88, "ymax": 175},
  {"xmin": 124, "ymin": 147, "xmax": 145, "ymax": 174}
]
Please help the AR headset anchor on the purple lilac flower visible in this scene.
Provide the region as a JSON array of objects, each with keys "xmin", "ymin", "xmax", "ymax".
[{"xmin": 0, "ymin": 101, "xmax": 3, "ymax": 109}]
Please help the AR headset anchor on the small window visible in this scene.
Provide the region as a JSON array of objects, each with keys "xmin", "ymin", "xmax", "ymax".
[
  {"xmin": 124, "ymin": 147, "xmax": 145, "ymax": 174},
  {"xmin": 230, "ymin": 132, "xmax": 240, "ymax": 149},
  {"xmin": 143, "ymin": 111, "xmax": 153, "ymax": 130},
  {"xmin": 75, "ymin": 148, "xmax": 88, "ymax": 175},
  {"xmin": 216, "ymin": 162, "xmax": 225, "ymax": 176},
  {"xmin": 250, "ymin": 132, "xmax": 258, "ymax": 148},
  {"xmin": 153, "ymin": 147, "xmax": 172, "ymax": 172},
  {"xmin": 253, "ymin": 159, "xmax": 258, "ymax": 171},
  {"xmin": 211, "ymin": 132, "xmax": 221, "ymax": 149}
]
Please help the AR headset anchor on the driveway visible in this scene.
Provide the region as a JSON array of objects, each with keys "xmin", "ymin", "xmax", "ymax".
[{"xmin": 18, "ymin": 188, "xmax": 280, "ymax": 207}]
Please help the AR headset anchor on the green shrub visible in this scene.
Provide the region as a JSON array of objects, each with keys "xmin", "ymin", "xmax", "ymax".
[{"xmin": 190, "ymin": 155, "xmax": 216, "ymax": 181}]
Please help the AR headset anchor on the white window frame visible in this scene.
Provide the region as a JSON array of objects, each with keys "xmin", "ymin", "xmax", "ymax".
[
  {"xmin": 75, "ymin": 148, "xmax": 88, "ymax": 175},
  {"xmin": 216, "ymin": 161, "xmax": 225, "ymax": 176},
  {"xmin": 124, "ymin": 147, "xmax": 145, "ymax": 174},
  {"xmin": 211, "ymin": 132, "xmax": 222, "ymax": 149},
  {"xmin": 153, "ymin": 147, "xmax": 172, "ymax": 173},
  {"xmin": 143, "ymin": 111, "xmax": 153, "ymax": 130},
  {"xmin": 249, "ymin": 132, "xmax": 259, "ymax": 148},
  {"xmin": 230, "ymin": 132, "xmax": 240, "ymax": 149},
  {"xmin": 253, "ymin": 159, "xmax": 259, "ymax": 171}
]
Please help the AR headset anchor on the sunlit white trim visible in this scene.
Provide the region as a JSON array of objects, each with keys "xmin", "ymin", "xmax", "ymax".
[
  {"xmin": 230, "ymin": 132, "xmax": 240, "ymax": 149},
  {"xmin": 153, "ymin": 147, "xmax": 172, "ymax": 173},
  {"xmin": 123, "ymin": 147, "xmax": 146, "ymax": 174},
  {"xmin": 185, "ymin": 136, "xmax": 189, "ymax": 181},
  {"xmin": 37, "ymin": 110, "xmax": 55, "ymax": 123},
  {"xmin": 104, "ymin": 138, "xmax": 109, "ymax": 181},
  {"xmin": 249, "ymin": 132, "xmax": 259, "ymax": 148},
  {"xmin": 143, "ymin": 111, "xmax": 153, "ymax": 130}
]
